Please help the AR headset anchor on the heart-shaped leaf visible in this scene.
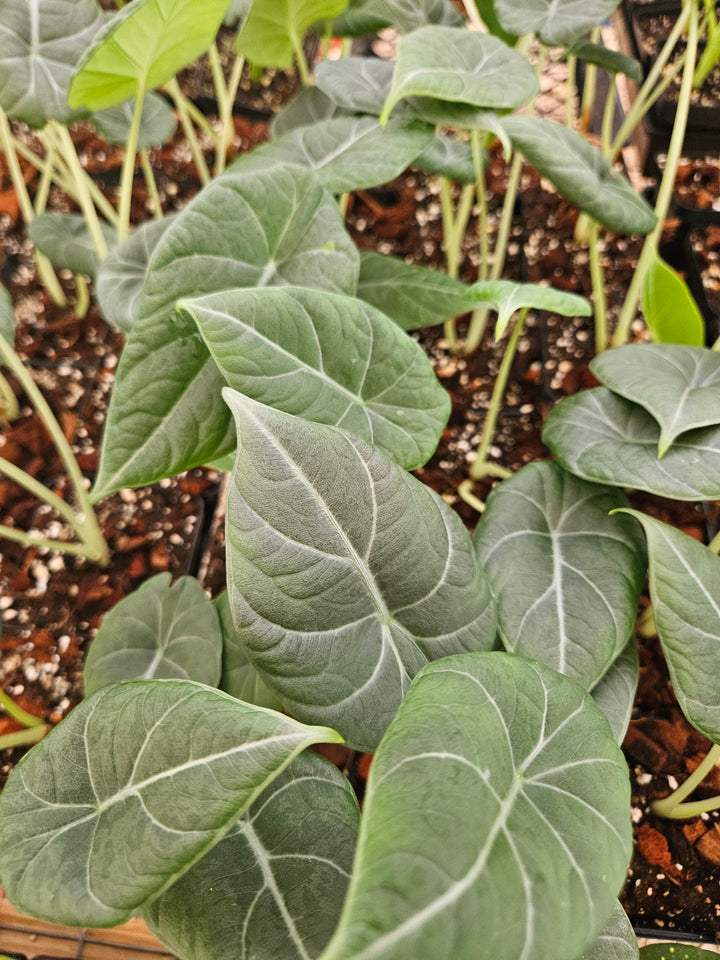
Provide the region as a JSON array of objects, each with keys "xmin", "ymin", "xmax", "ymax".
[
  {"xmin": 641, "ymin": 250, "xmax": 705, "ymax": 347},
  {"xmin": 617, "ymin": 511, "xmax": 720, "ymax": 744},
  {"xmin": 92, "ymin": 91, "xmax": 177, "ymax": 148},
  {"xmin": 464, "ymin": 279, "xmax": 592, "ymax": 338},
  {"xmin": 414, "ymin": 135, "xmax": 475, "ymax": 183},
  {"xmin": 499, "ymin": 116, "xmax": 656, "ymax": 235},
  {"xmin": 590, "ymin": 637, "xmax": 639, "ymax": 745},
  {"xmin": 215, "ymin": 591, "xmax": 283, "ymax": 711},
  {"xmin": 27, "ymin": 213, "xmax": 116, "ymax": 280},
  {"xmin": 494, "ymin": 0, "xmax": 623, "ymax": 46},
  {"xmin": 543, "ymin": 387, "xmax": 720, "ymax": 501},
  {"xmin": 180, "ymin": 286, "xmax": 449, "ymax": 470},
  {"xmin": 577, "ymin": 901, "xmax": 638, "ymax": 960},
  {"xmin": 92, "ymin": 164, "xmax": 359, "ymax": 500},
  {"xmin": 357, "ymin": 251, "xmax": 472, "ymax": 329},
  {"xmin": 0, "ymin": 0, "xmax": 106, "ymax": 128},
  {"xmin": 0, "ymin": 679, "xmax": 341, "ymax": 927},
  {"xmin": 320, "ymin": 652, "xmax": 632, "ymax": 960},
  {"xmin": 224, "ymin": 391, "xmax": 497, "ymax": 752},
  {"xmin": 566, "ymin": 40, "xmax": 643, "ymax": 84},
  {"xmin": 473, "ymin": 461, "xmax": 645, "ymax": 690},
  {"xmin": 69, "ymin": 0, "xmax": 230, "ymax": 110},
  {"xmin": 315, "ymin": 57, "xmax": 394, "ymax": 116},
  {"xmin": 380, "ymin": 26, "xmax": 539, "ymax": 124},
  {"xmin": 591, "ymin": 344, "xmax": 720, "ymax": 457},
  {"xmin": 272, "ymin": 87, "xmax": 344, "ymax": 138},
  {"xmin": 83, "ymin": 574, "xmax": 223, "ymax": 697},
  {"xmin": 235, "ymin": 0, "xmax": 349, "ymax": 69},
  {"xmin": 145, "ymin": 751, "xmax": 360, "ymax": 960},
  {"xmin": 94, "ymin": 214, "xmax": 175, "ymax": 333},
  {"xmin": 0, "ymin": 284, "xmax": 15, "ymax": 344},
  {"xmin": 243, "ymin": 116, "xmax": 433, "ymax": 195},
  {"xmin": 334, "ymin": 0, "xmax": 462, "ymax": 35}
]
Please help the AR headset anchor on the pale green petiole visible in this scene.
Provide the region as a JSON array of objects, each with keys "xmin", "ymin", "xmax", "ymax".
[{"xmin": 652, "ymin": 744, "xmax": 720, "ymax": 819}]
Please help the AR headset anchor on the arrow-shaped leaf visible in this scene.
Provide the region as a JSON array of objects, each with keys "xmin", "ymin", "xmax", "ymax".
[{"xmin": 464, "ymin": 279, "xmax": 592, "ymax": 338}]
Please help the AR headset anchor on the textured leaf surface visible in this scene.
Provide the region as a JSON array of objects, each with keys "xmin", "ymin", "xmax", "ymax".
[
  {"xmin": 640, "ymin": 946, "xmax": 719, "ymax": 959},
  {"xmin": 145, "ymin": 751, "xmax": 360, "ymax": 960},
  {"xmin": 357, "ymin": 251, "xmax": 472, "ymax": 329},
  {"xmin": 381, "ymin": 26, "xmax": 539, "ymax": 123},
  {"xmin": 95, "ymin": 215, "xmax": 174, "ymax": 333},
  {"xmin": 567, "ymin": 40, "xmax": 642, "ymax": 83},
  {"xmin": 577, "ymin": 901, "xmax": 638, "ymax": 960},
  {"xmin": 215, "ymin": 591, "xmax": 283, "ymax": 711},
  {"xmin": 464, "ymin": 279, "xmax": 591, "ymax": 338},
  {"xmin": 27, "ymin": 214, "xmax": 116, "ymax": 280},
  {"xmin": 69, "ymin": 0, "xmax": 230, "ymax": 110},
  {"xmin": 591, "ymin": 345, "xmax": 720, "ymax": 457},
  {"xmin": 413, "ymin": 135, "xmax": 474, "ymax": 183},
  {"xmin": 642, "ymin": 251, "xmax": 705, "ymax": 347},
  {"xmin": 181, "ymin": 286, "xmax": 449, "ymax": 469},
  {"xmin": 500, "ymin": 116, "xmax": 656, "ymax": 235},
  {"xmin": 495, "ymin": 0, "xmax": 622, "ymax": 46},
  {"xmin": 0, "ymin": 0, "xmax": 105, "ymax": 127},
  {"xmin": 224, "ymin": 392, "xmax": 497, "ymax": 752},
  {"xmin": 0, "ymin": 680, "xmax": 340, "ymax": 927},
  {"xmin": 236, "ymin": 0, "xmax": 348, "ymax": 69},
  {"xmin": 320, "ymin": 652, "xmax": 632, "ymax": 960},
  {"xmin": 315, "ymin": 57, "xmax": 394, "ymax": 116},
  {"xmin": 618, "ymin": 511, "xmax": 720, "ymax": 744},
  {"xmin": 92, "ymin": 92, "xmax": 177, "ymax": 148},
  {"xmin": 0, "ymin": 284, "xmax": 15, "ymax": 344},
  {"xmin": 272, "ymin": 86, "xmax": 343, "ymax": 138},
  {"xmin": 473, "ymin": 462, "xmax": 645, "ymax": 690},
  {"xmin": 334, "ymin": 0, "xmax": 462, "ymax": 35},
  {"xmin": 92, "ymin": 164, "xmax": 358, "ymax": 499},
  {"xmin": 590, "ymin": 638, "xmax": 638, "ymax": 745},
  {"xmin": 83, "ymin": 574, "xmax": 223, "ymax": 696},
  {"xmin": 543, "ymin": 387, "xmax": 720, "ymax": 500}
]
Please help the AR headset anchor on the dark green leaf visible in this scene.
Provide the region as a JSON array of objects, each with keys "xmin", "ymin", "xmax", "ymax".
[
  {"xmin": 566, "ymin": 40, "xmax": 643, "ymax": 83},
  {"xmin": 27, "ymin": 213, "xmax": 116, "ymax": 280},
  {"xmin": 333, "ymin": 0, "xmax": 462, "ymax": 36},
  {"xmin": 639, "ymin": 946, "xmax": 720, "ymax": 959},
  {"xmin": 215, "ymin": 591, "xmax": 283, "ymax": 711},
  {"xmin": 272, "ymin": 87, "xmax": 343, "ymax": 138},
  {"xmin": 590, "ymin": 637, "xmax": 639, "ymax": 745},
  {"xmin": 495, "ymin": 0, "xmax": 622, "ymax": 46},
  {"xmin": 92, "ymin": 92, "xmax": 177, "ymax": 148},
  {"xmin": 413, "ymin": 135, "xmax": 475, "ymax": 183}
]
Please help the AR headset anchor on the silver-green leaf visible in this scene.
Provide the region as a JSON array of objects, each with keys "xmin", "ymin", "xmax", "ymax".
[
  {"xmin": 215, "ymin": 591, "xmax": 283, "ymax": 711},
  {"xmin": 92, "ymin": 92, "xmax": 177, "ymax": 149},
  {"xmin": 92, "ymin": 164, "xmax": 359, "ymax": 500},
  {"xmin": 27, "ymin": 213, "xmax": 116, "ymax": 280},
  {"xmin": 495, "ymin": 0, "xmax": 622, "ymax": 47},
  {"xmin": 83, "ymin": 573, "xmax": 223, "ymax": 696},
  {"xmin": 0, "ymin": 679, "xmax": 341, "ymax": 927},
  {"xmin": 181, "ymin": 285, "xmax": 449, "ymax": 469},
  {"xmin": 617, "ymin": 511, "xmax": 720, "ymax": 745},
  {"xmin": 473, "ymin": 461, "xmax": 645, "ymax": 690},
  {"xmin": 576, "ymin": 901, "xmax": 638, "ymax": 960},
  {"xmin": 144, "ymin": 751, "xmax": 360, "ymax": 960},
  {"xmin": 464, "ymin": 279, "xmax": 592, "ymax": 339},
  {"xmin": 590, "ymin": 637, "xmax": 639, "ymax": 745},
  {"xmin": 0, "ymin": 283, "xmax": 15, "ymax": 344},
  {"xmin": 320, "ymin": 652, "xmax": 632, "ymax": 960},
  {"xmin": 543, "ymin": 387, "xmax": 720, "ymax": 501},
  {"xmin": 224, "ymin": 391, "xmax": 497, "ymax": 752},
  {"xmin": 591, "ymin": 344, "xmax": 720, "ymax": 458}
]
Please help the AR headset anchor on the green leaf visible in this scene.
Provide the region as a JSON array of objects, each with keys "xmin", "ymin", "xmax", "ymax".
[
  {"xmin": 0, "ymin": 284, "xmax": 15, "ymax": 344},
  {"xmin": 473, "ymin": 461, "xmax": 645, "ymax": 690},
  {"xmin": 499, "ymin": 115, "xmax": 657, "ymax": 235},
  {"xmin": 543, "ymin": 387, "xmax": 720, "ymax": 500},
  {"xmin": 180, "ymin": 285, "xmax": 449, "ymax": 470},
  {"xmin": 92, "ymin": 164, "xmax": 359, "ymax": 500},
  {"xmin": 590, "ymin": 637, "xmax": 639, "ymax": 745},
  {"xmin": 27, "ymin": 213, "xmax": 116, "ymax": 281},
  {"xmin": 272, "ymin": 87, "xmax": 343, "ymax": 138},
  {"xmin": 640, "ymin": 946, "xmax": 720, "ymax": 960},
  {"xmin": 215, "ymin": 591, "xmax": 283, "ymax": 711},
  {"xmin": 224, "ymin": 391, "xmax": 497, "ymax": 752},
  {"xmin": 475, "ymin": 0, "xmax": 518, "ymax": 45},
  {"xmin": 357, "ymin": 251, "xmax": 473, "ymax": 329},
  {"xmin": 333, "ymin": 0, "xmax": 462, "ymax": 36},
  {"xmin": 320, "ymin": 652, "xmax": 632, "ymax": 960},
  {"xmin": 69, "ymin": 0, "xmax": 231, "ymax": 111},
  {"xmin": 566, "ymin": 40, "xmax": 643, "ymax": 84},
  {"xmin": 235, "ymin": 0, "xmax": 349, "ymax": 69},
  {"xmin": 0, "ymin": 679, "xmax": 341, "ymax": 927},
  {"xmin": 83, "ymin": 574, "xmax": 223, "ymax": 697},
  {"xmin": 576, "ymin": 901, "xmax": 638, "ymax": 960},
  {"xmin": 92, "ymin": 92, "xmax": 177, "ymax": 148},
  {"xmin": 315, "ymin": 57, "xmax": 394, "ymax": 116},
  {"xmin": 641, "ymin": 250, "xmax": 705, "ymax": 347},
  {"xmin": 494, "ymin": 0, "xmax": 623, "ymax": 46},
  {"xmin": 464, "ymin": 279, "xmax": 592, "ymax": 339},
  {"xmin": 243, "ymin": 115, "xmax": 433, "ymax": 195},
  {"xmin": 223, "ymin": 0, "xmax": 252, "ymax": 26},
  {"xmin": 95, "ymin": 214, "xmax": 175, "ymax": 333},
  {"xmin": 591, "ymin": 344, "xmax": 720, "ymax": 457},
  {"xmin": 617, "ymin": 511, "xmax": 720, "ymax": 745},
  {"xmin": 413, "ymin": 135, "xmax": 475, "ymax": 183},
  {"xmin": 144, "ymin": 751, "xmax": 359, "ymax": 960},
  {"xmin": 380, "ymin": 26, "xmax": 539, "ymax": 124},
  {"xmin": 0, "ymin": 0, "xmax": 106, "ymax": 128}
]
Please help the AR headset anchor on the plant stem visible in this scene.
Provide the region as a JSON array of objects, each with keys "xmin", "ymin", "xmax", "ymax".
[
  {"xmin": 165, "ymin": 79, "xmax": 211, "ymax": 185},
  {"xmin": 457, "ymin": 479, "xmax": 487, "ymax": 514},
  {"xmin": 468, "ymin": 308, "xmax": 528, "ymax": 481},
  {"xmin": 0, "ymin": 455, "xmax": 83, "ymax": 529},
  {"xmin": 652, "ymin": 744, "xmax": 720, "ymax": 819},
  {"xmin": 708, "ymin": 528, "xmax": 720, "ymax": 553},
  {"xmin": 612, "ymin": 0, "xmax": 699, "ymax": 347},
  {"xmin": 139, "ymin": 148, "xmax": 162, "ymax": 219},
  {"xmin": 566, "ymin": 55, "xmax": 577, "ymax": 129},
  {"xmin": 601, "ymin": 73, "xmax": 617, "ymax": 157},
  {"xmin": 0, "ymin": 724, "xmax": 49, "ymax": 750},
  {"xmin": 73, "ymin": 274, "xmax": 90, "ymax": 318},
  {"xmin": 51, "ymin": 123, "xmax": 108, "ymax": 259},
  {"xmin": 580, "ymin": 27, "xmax": 601, "ymax": 133},
  {"xmin": 0, "ymin": 372, "xmax": 18, "ymax": 422},
  {"xmin": 440, "ymin": 179, "xmax": 475, "ymax": 349},
  {"xmin": 116, "ymin": 86, "xmax": 146, "ymax": 241},
  {"xmin": 0, "ymin": 688, "xmax": 44, "ymax": 728},
  {"xmin": 208, "ymin": 43, "xmax": 244, "ymax": 175},
  {"xmin": 461, "ymin": 0, "xmax": 483, "ymax": 30},
  {"xmin": 290, "ymin": 31, "xmax": 311, "ymax": 85},
  {"xmin": 0, "ymin": 334, "xmax": 109, "ymax": 564},
  {"xmin": 589, "ymin": 220, "xmax": 608, "ymax": 354}
]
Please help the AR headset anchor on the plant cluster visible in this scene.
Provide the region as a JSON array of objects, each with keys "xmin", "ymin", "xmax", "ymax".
[{"xmin": 1, "ymin": 0, "xmax": 720, "ymax": 958}]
